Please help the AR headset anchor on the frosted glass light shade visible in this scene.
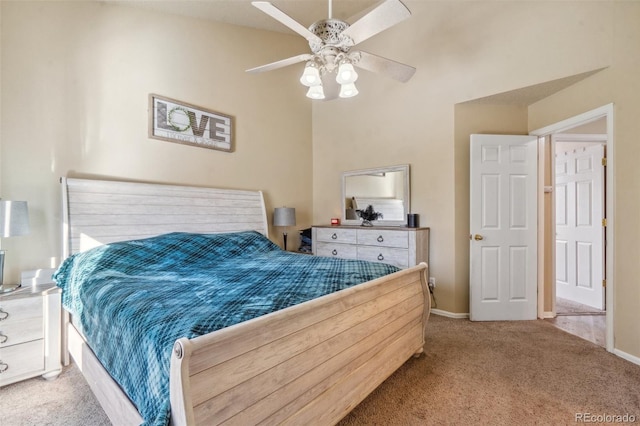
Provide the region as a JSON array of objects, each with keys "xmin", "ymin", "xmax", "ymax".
[
  {"xmin": 336, "ymin": 62, "xmax": 358, "ymax": 84},
  {"xmin": 339, "ymin": 82, "xmax": 359, "ymax": 98},
  {"xmin": 306, "ymin": 85, "xmax": 325, "ymax": 100},
  {"xmin": 299, "ymin": 63, "xmax": 321, "ymax": 87}
]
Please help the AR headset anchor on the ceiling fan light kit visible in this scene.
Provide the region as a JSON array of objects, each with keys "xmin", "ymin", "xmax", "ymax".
[{"xmin": 247, "ymin": 0, "xmax": 416, "ymax": 101}]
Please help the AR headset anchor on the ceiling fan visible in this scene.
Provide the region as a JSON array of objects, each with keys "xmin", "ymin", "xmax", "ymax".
[{"xmin": 246, "ymin": 0, "xmax": 416, "ymax": 100}]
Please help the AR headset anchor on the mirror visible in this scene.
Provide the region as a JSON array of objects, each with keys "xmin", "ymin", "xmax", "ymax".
[{"xmin": 342, "ymin": 164, "xmax": 410, "ymax": 227}]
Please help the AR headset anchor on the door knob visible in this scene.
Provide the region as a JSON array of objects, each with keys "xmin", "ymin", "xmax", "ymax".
[{"xmin": 474, "ymin": 234, "xmax": 484, "ymax": 241}]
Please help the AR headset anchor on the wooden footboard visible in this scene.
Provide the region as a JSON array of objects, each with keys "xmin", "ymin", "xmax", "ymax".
[{"xmin": 170, "ymin": 263, "xmax": 430, "ymax": 425}]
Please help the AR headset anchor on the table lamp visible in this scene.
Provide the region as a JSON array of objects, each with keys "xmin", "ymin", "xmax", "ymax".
[
  {"xmin": 1, "ymin": 200, "xmax": 30, "ymax": 292},
  {"xmin": 273, "ymin": 207, "xmax": 296, "ymax": 251}
]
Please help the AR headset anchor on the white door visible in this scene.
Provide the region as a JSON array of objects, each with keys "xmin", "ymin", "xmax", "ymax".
[
  {"xmin": 555, "ymin": 144, "xmax": 605, "ymax": 309},
  {"xmin": 470, "ymin": 134, "xmax": 538, "ymax": 321}
]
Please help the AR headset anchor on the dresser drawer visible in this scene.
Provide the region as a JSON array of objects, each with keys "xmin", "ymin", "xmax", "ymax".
[
  {"xmin": 315, "ymin": 242, "xmax": 358, "ymax": 260},
  {"xmin": 0, "ymin": 339, "xmax": 44, "ymax": 384},
  {"xmin": 357, "ymin": 229, "xmax": 409, "ymax": 248},
  {"xmin": 357, "ymin": 246, "xmax": 409, "ymax": 269},
  {"xmin": 315, "ymin": 227, "xmax": 357, "ymax": 244}
]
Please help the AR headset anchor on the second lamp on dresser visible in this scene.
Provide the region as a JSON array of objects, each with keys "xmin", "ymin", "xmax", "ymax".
[{"xmin": 312, "ymin": 226, "xmax": 429, "ymax": 269}]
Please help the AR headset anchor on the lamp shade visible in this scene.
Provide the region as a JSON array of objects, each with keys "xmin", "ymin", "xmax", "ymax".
[
  {"xmin": 336, "ymin": 62, "xmax": 358, "ymax": 84},
  {"xmin": 299, "ymin": 63, "xmax": 322, "ymax": 87},
  {"xmin": 306, "ymin": 85, "xmax": 325, "ymax": 100},
  {"xmin": 273, "ymin": 207, "xmax": 296, "ymax": 227},
  {"xmin": 339, "ymin": 82, "xmax": 359, "ymax": 98},
  {"xmin": 0, "ymin": 201, "xmax": 29, "ymax": 237}
]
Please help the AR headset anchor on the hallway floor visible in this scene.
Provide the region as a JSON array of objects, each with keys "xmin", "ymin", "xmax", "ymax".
[{"xmin": 545, "ymin": 297, "xmax": 606, "ymax": 347}]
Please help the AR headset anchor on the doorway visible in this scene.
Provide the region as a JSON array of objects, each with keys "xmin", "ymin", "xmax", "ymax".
[
  {"xmin": 531, "ymin": 104, "xmax": 614, "ymax": 352},
  {"xmin": 553, "ymin": 132, "xmax": 607, "ymax": 346}
]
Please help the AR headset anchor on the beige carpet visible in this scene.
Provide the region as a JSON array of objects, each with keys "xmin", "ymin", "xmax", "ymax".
[
  {"xmin": 340, "ymin": 315, "xmax": 639, "ymax": 425},
  {"xmin": 3, "ymin": 315, "xmax": 639, "ymax": 425}
]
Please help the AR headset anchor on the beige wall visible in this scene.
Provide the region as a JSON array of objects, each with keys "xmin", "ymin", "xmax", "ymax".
[
  {"xmin": 312, "ymin": 1, "xmax": 639, "ymax": 358},
  {"xmin": 0, "ymin": 1, "xmax": 312, "ymax": 281},
  {"xmin": 528, "ymin": 3, "xmax": 640, "ymax": 357}
]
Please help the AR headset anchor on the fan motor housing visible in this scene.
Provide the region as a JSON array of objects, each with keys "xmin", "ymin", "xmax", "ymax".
[{"xmin": 308, "ymin": 19, "xmax": 352, "ymax": 53}]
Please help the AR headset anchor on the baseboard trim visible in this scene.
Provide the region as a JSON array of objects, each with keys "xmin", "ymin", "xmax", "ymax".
[
  {"xmin": 430, "ymin": 309, "xmax": 469, "ymax": 319},
  {"xmin": 613, "ymin": 348, "xmax": 640, "ymax": 367},
  {"xmin": 541, "ymin": 311, "xmax": 555, "ymax": 319}
]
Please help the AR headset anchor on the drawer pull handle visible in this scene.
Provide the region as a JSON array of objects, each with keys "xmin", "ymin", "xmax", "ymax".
[
  {"xmin": 377, "ymin": 235, "xmax": 384, "ymax": 242},
  {"xmin": 332, "ymin": 249, "xmax": 338, "ymax": 255},
  {"xmin": 0, "ymin": 309, "xmax": 8, "ymax": 321},
  {"xmin": 0, "ymin": 334, "xmax": 7, "ymax": 344},
  {"xmin": 331, "ymin": 233, "xmax": 338, "ymax": 240},
  {"xmin": 377, "ymin": 254, "xmax": 384, "ymax": 261},
  {"xmin": 0, "ymin": 362, "xmax": 8, "ymax": 373}
]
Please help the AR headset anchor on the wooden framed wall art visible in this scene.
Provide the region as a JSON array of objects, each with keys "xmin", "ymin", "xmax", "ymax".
[{"xmin": 149, "ymin": 94, "xmax": 234, "ymax": 152}]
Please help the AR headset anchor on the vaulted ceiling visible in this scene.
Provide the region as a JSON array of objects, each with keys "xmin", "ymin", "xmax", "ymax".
[{"xmin": 111, "ymin": 0, "xmax": 380, "ymax": 34}]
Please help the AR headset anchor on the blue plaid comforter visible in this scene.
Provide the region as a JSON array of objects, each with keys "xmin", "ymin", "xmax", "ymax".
[{"xmin": 53, "ymin": 231, "xmax": 399, "ymax": 425}]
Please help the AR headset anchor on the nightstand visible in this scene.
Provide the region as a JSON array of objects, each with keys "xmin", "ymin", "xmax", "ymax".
[{"xmin": 0, "ymin": 283, "xmax": 62, "ymax": 386}]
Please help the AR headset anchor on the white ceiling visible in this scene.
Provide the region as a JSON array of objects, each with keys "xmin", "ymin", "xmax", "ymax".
[{"xmin": 111, "ymin": 0, "xmax": 381, "ymax": 34}]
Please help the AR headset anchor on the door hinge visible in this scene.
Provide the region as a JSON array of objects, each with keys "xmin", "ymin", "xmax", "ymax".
[
  {"xmin": 602, "ymin": 279, "xmax": 607, "ymax": 288},
  {"xmin": 602, "ymin": 157, "xmax": 607, "ymax": 166},
  {"xmin": 602, "ymin": 218, "xmax": 607, "ymax": 227}
]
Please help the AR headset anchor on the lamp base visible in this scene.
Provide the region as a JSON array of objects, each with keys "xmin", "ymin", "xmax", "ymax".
[
  {"xmin": 1, "ymin": 283, "xmax": 22, "ymax": 293},
  {"xmin": 283, "ymin": 232, "xmax": 288, "ymax": 251}
]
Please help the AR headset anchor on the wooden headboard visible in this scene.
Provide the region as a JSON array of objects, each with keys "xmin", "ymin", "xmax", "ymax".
[{"xmin": 61, "ymin": 177, "xmax": 268, "ymax": 257}]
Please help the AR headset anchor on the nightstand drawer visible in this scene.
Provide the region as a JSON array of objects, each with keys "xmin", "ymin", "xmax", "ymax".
[
  {"xmin": 315, "ymin": 242, "xmax": 358, "ymax": 259},
  {"xmin": 315, "ymin": 228, "xmax": 357, "ymax": 244},
  {"xmin": 357, "ymin": 246, "xmax": 409, "ymax": 269},
  {"xmin": 0, "ymin": 339, "xmax": 44, "ymax": 383},
  {"xmin": 0, "ymin": 318, "xmax": 43, "ymax": 347},
  {"xmin": 0, "ymin": 297, "xmax": 42, "ymax": 324}
]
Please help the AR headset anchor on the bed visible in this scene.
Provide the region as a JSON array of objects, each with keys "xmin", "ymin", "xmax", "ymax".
[{"xmin": 57, "ymin": 177, "xmax": 430, "ymax": 425}]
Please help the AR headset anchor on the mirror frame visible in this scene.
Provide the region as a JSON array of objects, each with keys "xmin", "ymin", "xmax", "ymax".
[{"xmin": 341, "ymin": 164, "xmax": 410, "ymax": 227}]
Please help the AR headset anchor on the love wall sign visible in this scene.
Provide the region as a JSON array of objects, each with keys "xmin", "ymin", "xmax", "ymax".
[{"xmin": 149, "ymin": 94, "xmax": 234, "ymax": 152}]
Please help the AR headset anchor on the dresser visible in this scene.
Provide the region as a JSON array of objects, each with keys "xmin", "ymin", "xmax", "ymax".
[
  {"xmin": 312, "ymin": 226, "xmax": 429, "ymax": 269},
  {"xmin": 0, "ymin": 283, "xmax": 62, "ymax": 386}
]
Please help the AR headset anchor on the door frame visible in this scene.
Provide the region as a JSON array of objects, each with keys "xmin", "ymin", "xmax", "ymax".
[{"xmin": 530, "ymin": 103, "xmax": 614, "ymax": 353}]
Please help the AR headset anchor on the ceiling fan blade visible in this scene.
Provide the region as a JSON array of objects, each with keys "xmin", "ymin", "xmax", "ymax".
[
  {"xmin": 251, "ymin": 2, "xmax": 322, "ymax": 44},
  {"xmin": 246, "ymin": 54, "xmax": 313, "ymax": 73},
  {"xmin": 354, "ymin": 51, "xmax": 416, "ymax": 82},
  {"xmin": 342, "ymin": 0, "xmax": 411, "ymax": 46}
]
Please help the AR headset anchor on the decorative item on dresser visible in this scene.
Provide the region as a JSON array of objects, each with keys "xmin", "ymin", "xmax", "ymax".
[
  {"xmin": 0, "ymin": 283, "xmax": 62, "ymax": 386},
  {"xmin": 312, "ymin": 225, "xmax": 429, "ymax": 270}
]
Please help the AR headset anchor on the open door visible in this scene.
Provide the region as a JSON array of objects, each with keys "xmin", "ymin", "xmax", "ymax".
[
  {"xmin": 470, "ymin": 134, "xmax": 538, "ymax": 321},
  {"xmin": 555, "ymin": 144, "xmax": 605, "ymax": 310}
]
